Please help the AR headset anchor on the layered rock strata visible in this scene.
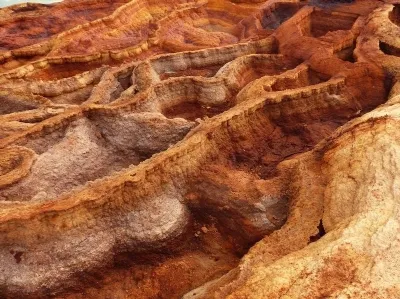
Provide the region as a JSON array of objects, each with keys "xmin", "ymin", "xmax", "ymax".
[{"xmin": 0, "ymin": 0, "xmax": 399, "ymax": 298}]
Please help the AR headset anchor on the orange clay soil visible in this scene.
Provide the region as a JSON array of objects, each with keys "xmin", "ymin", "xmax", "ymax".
[{"xmin": 1, "ymin": 0, "xmax": 400, "ymax": 298}]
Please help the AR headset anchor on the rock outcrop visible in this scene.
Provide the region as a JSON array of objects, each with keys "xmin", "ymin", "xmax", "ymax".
[{"xmin": 0, "ymin": 0, "xmax": 399, "ymax": 298}]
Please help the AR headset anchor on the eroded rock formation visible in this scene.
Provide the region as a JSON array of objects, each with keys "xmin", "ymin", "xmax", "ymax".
[{"xmin": 0, "ymin": 0, "xmax": 399, "ymax": 298}]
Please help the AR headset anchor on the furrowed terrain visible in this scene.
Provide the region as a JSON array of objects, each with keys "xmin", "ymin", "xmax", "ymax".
[{"xmin": 0, "ymin": 0, "xmax": 400, "ymax": 298}]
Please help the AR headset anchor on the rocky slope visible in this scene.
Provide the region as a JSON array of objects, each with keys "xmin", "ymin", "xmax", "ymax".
[{"xmin": 0, "ymin": 0, "xmax": 399, "ymax": 298}]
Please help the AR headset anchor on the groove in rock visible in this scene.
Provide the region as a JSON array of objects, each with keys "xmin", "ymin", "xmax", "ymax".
[
  {"xmin": 389, "ymin": 4, "xmax": 400, "ymax": 27},
  {"xmin": 380, "ymin": 41, "xmax": 400, "ymax": 57}
]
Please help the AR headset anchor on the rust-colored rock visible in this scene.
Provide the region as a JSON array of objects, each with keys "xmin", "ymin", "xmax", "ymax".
[{"xmin": 0, "ymin": 0, "xmax": 399, "ymax": 298}]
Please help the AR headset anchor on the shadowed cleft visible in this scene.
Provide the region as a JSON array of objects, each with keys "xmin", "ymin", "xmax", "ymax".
[
  {"xmin": 380, "ymin": 41, "xmax": 400, "ymax": 57},
  {"xmin": 10, "ymin": 250, "xmax": 23, "ymax": 264},
  {"xmin": 309, "ymin": 220, "xmax": 326, "ymax": 243}
]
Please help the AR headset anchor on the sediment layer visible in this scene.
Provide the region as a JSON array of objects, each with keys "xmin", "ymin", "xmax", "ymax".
[{"xmin": 0, "ymin": 0, "xmax": 399, "ymax": 298}]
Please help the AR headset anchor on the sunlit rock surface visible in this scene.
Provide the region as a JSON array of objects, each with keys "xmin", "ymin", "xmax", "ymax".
[
  {"xmin": 0, "ymin": 0, "xmax": 399, "ymax": 298},
  {"xmin": 0, "ymin": 0, "xmax": 62, "ymax": 8}
]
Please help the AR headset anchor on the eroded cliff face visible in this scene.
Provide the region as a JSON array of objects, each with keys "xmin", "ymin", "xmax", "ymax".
[{"xmin": 0, "ymin": 0, "xmax": 399, "ymax": 298}]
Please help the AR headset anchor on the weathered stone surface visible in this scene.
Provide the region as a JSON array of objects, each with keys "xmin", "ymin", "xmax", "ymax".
[{"xmin": 0, "ymin": 0, "xmax": 399, "ymax": 298}]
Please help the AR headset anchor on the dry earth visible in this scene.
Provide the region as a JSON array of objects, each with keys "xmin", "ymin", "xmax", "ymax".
[{"xmin": 0, "ymin": 0, "xmax": 400, "ymax": 298}]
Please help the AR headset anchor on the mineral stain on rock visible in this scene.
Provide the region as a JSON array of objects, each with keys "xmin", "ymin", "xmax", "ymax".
[{"xmin": 0, "ymin": 0, "xmax": 399, "ymax": 298}]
